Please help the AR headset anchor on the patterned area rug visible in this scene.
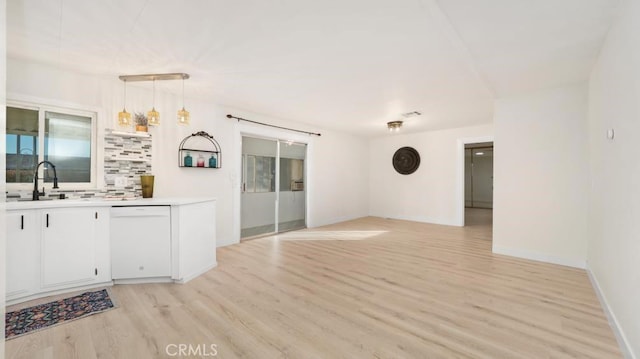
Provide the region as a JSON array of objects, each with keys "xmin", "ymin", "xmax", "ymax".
[{"xmin": 5, "ymin": 289, "xmax": 116, "ymax": 339}]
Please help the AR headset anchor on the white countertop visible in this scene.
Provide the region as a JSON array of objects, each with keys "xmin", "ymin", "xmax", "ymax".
[{"xmin": 5, "ymin": 197, "xmax": 217, "ymax": 210}]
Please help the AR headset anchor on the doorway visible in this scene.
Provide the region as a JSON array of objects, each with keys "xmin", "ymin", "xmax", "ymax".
[
  {"xmin": 464, "ymin": 142, "xmax": 493, "ymax": 231},
  {"xmin": 240, "ymin": 136, "xmax": 307, "ymax": 239}
]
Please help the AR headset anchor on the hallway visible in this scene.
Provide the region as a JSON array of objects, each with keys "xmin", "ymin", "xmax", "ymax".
[{"xmin": 465, "ymin": 207, "xmax": 493, "ymax": 241}]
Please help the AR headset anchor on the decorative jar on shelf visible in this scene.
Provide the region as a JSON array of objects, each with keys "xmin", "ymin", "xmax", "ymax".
[
  {"xmin": 184, "ymin": 152, "xmax": 193, "ymax": 167},
  {"xmin": 197, "ymin": 154, "xmax": 205, "ymax": 167},
  {"xmin": 209, "ymin": 155, "xmax": 217, "ymax": 168}
]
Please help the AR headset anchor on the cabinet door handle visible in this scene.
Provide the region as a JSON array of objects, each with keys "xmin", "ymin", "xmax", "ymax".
[
  {"xmin": 21, "ymin": 215, "xmax": 24, "ymax": 230},
  {"xmin": 46, "ymin": 214, "xmax": 49, "ymax": 228}
]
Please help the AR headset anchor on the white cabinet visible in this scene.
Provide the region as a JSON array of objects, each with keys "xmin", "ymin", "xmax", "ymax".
[
  {"xmin": 41, "ymin": 207, "xmax": 105, "ymax": 289},
  {"xmin": 6, "ymin": 198, "xmax": 215, "ymax": 304},
  {"xmin": 172, "ymin": 200, "xmax": 217, "ymax": 282},
  {"xmin": 6, "ymin": 206, "xmax": 111, "ymax": 304},
  {"xmin": 6, "ymin": 210, "xmax": 39, "ymax": 301},
  {"xmin": 111, "ymin": 206, "xmax": 171, "ymax": 280},
  {"xmin": 110, "ymin": 201, "xmax": 216, "ymax": 283}
]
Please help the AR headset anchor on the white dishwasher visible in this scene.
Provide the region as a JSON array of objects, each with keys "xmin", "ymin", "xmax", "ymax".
[{"xmin": 110, "ymin": 206, "xmax": 171, "ymax": 280}]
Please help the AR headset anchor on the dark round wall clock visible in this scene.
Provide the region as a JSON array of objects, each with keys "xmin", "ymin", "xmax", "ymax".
[{"xmin": 392, "ymin": 147, "xmax": 420, "ymax": 175}]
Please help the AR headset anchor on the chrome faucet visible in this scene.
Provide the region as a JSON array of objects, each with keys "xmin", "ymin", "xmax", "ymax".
[{"xmin": 33, "ymin": 161, "xmax": 59, "ymax": 200}]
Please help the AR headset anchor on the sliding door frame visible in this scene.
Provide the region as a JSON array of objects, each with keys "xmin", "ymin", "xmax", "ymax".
[{"xmin": 233, "ymin": 121, "xmax": 314, "ymax": 244}]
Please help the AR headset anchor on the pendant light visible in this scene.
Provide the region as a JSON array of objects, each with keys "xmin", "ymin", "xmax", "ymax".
[
  {"xmin": 119, "ymin": 73, "xmax": 191, "ymax": 127},
  {"xmin": 117, "ymin": 80, "xmax": 132, "ymax": 127},
  {"xmin": 177, "ymin": 76, "xmax": 190, "ymax": 125},
  {"xmin": 147, "ymin": 78, "xmax": 160, "ymax": 126}
]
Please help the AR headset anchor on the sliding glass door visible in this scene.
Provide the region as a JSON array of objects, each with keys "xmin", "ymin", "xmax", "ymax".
[
  {"xmin": 241, "ymin": 136, "xmax": 307, "ymax": 239},
  {"xmin": 278, "ymin": 142, "xmax": 306, "ymax": 232},
  {"xmin": 241, "ymin": 137, "xmax": 277, "ymax": 238}
]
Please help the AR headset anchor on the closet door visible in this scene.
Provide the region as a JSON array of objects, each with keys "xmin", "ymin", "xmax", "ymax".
[
  {"xmin": 241, "ymin": 137, "xmax": 277, "ymax": 238},
  {"xmin": 278, "ymin": 142, "xmax": 307, "ymax": 233}
]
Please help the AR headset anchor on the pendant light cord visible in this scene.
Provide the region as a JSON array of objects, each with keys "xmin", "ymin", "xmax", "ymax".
[
  {"xmin": 123, "ymin": 80, "xmax": 127, "ymax": 109},
  {"xmin": 152, "ymin": 79, "xmax": 156, "ymax": 108}
]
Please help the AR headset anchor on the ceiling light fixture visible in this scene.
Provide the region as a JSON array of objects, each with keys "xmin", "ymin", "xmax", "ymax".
[
  {"xmin": 177, "ymin": 75, "xmax": 190, "ymax": 125},
  {"xmin": 475, "ymin": 152, "xmax": 484, "ymax": 156},
  {"xmin": 387, "ymin": 120, "xmax": 403, "ymax": 132},
  {"xmin": 118, "ymin": 73, "xmax": 190, "ymax": 128},
  {"xmin": 147, "ymin": 78, "xmax": 160, "ymax": 126},
  {"xmin": 117, "ymin": 80, "xmax": 132, "ymax": 127}
]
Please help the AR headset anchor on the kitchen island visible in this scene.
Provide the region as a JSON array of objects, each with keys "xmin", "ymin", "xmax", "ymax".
[{"xmin": 6, "ymin": 197, "xmax": 216, "ymax": 305}]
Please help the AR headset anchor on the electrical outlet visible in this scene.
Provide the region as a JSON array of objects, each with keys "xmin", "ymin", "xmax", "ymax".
[{"xmin": 114, "ymin": 177, "xmax": 127, "ymax": 188}]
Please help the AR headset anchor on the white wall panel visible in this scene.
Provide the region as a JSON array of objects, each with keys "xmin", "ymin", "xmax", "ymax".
[
  {"xmin": 493, "ymin": 84, "xmax": 589, "ymax": 268},
  {"xmin": 587, "ymin": 0, "xmax": 640, "ymax": 355}
]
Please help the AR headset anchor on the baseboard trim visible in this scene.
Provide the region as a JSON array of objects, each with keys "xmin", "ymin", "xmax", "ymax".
[
  {"xmin": 370, "ymin": 214, "xmax": 458, "ymax": 227},
  {"xmin": 6, "ymin": 281, "xmax": 114, "ymax": 307},
  {"xmin": 309, "ymin": 214, "xmax": 368, "ymax": 229},
  {"xmin": 492, "ymin": 245, "xmax": 586, "ymax": 269},
  {"xmin": 175, "ymin": 262, "xmax": 218, "ymax": 284},
  {"xmin": 113, "ymin": 277, "xmax": 173, "ymax": 285},
  {"xmin": 587, "ymin": 267, "xmax": 636, "ymax": 359}
]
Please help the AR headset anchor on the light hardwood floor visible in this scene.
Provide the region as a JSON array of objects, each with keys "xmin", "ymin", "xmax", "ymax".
[{"xmin": 6, "ymin": 215, "xmax": 621, "ymax": 358}]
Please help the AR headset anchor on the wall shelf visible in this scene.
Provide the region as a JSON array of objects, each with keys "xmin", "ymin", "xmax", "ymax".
[
  {"xmin": 110, "ymin": 130, "xmax": 151, "ymax": 138},
  {"xmin": 178, "ymin": 131, "xmax": 221, "ymax": 169}
]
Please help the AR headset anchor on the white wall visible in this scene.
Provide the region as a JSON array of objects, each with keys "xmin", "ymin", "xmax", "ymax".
[
  {"xmin": 1, "ymin": 0, "xmax": 7, "ymax": 354},
  {"xmin": 6, "ymin": 58, "xmax": 370, "ymax": 247},
  {"xmin": 369, "ymin": 124, "xmax": 493, "ymax": 226},
  {"xmin": 587, "ymin": 0, "xmax": 640, "ymax": 356},
  {"xmin": 305, "ymin": 128, "xmax": 369, "ymax": 227},
  {"xmin": 493, "ymin": 84, "xmax": 589, "ymax": 268}
]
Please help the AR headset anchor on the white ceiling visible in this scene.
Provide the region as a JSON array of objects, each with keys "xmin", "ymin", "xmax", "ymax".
[{"xmin": 7, "ymin": 0, "xmax": 620, "ymax": 137}]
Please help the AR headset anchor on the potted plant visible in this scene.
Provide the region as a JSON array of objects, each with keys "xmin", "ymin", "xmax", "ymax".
[{"xmin": 134, "ymin": 112, "xmax": 148, "ymax": 133}]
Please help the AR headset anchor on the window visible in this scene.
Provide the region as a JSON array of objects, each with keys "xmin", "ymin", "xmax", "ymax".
[
  {"xmin": 6, "ymin": 102, "xmax": 97, "ymax": 188},
  {"xmin": 243, "ymin": 155, "xmax": 275, "ymax": 193},
  {"xmin": 6, "ymin": 107, "xmax": 38, "ymax": 183}
]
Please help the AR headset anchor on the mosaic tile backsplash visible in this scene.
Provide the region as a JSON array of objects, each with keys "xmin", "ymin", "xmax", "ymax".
[{"xmin": 6, "ymin": 129, "xmax": 152, "ymax": 201}]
